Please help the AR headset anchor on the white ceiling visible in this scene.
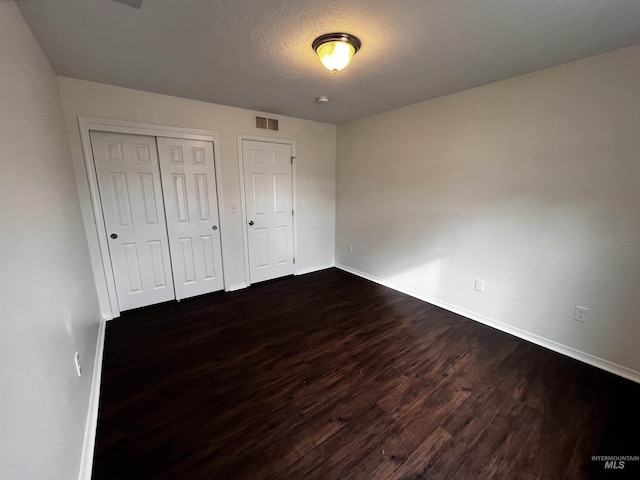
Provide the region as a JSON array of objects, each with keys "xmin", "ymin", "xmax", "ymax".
[{"xmin": 17, "ymin": 0, "xmax": 640, "ymax": 124}]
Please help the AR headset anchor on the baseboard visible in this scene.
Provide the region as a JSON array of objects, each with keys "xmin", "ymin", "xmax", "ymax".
[
  {"xmin": 336, "ymin": 263, "xmax": 640, "ymax": 385},
  {"xmin": 226, "ymin": 265, "xmax": 335, "ymax": 289},
  {"xmin": 295, "ymin": 264, "xmax": 335, "ymax": 276},
  {"xmin": 227, "ymin": 282, "xmax": 248, "ymax": 292},
  {"xmin": 78, "ymin": 319, "xmax": 107, "ymax": 480}
]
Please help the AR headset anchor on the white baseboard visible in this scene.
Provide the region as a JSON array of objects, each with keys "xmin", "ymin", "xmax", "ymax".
[
  {"xmin": 295, "ymin": 264, "xmax": 335, "ymax": 276},
  {"xmin": 227, "ymin": 265, "xmax": 335, "ymax": 290},
  {"xmin": 227, "ymin": 282, "xmax": 248, "ymax": 292},
  {"xmin": 336, "ymin": 263, "xmax": 640, "ymax": 384},
  {"xmin": 78, "ymin": 319, "xmax": 107, "ymax": 480}
]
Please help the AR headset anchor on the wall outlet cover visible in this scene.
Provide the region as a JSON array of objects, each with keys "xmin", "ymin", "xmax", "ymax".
[{"xmin": 574, "ymin": 305, "xmax": 589, "ymax": 323}]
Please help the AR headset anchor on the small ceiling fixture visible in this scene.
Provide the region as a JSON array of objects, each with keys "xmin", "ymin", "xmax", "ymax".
[
  {"xmin": 111, "ymin": 0, "xmax": 142, "ymax": 8},
  {"xmin": 312, "ymin": 33, "xmax": 361, "ymax": 73}
]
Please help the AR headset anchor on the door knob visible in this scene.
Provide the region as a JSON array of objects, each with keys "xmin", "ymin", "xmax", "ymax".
[
  {"xmin": 110, "ymin": 233, "xmax": 118, "ymax": 239},
  {"xmin": 212, "ymin": 225, "xmax": 218, "ymax": 230},
  {"xmin": 248, "ymin": 220, "xmax": 254, "ymax": 226}
]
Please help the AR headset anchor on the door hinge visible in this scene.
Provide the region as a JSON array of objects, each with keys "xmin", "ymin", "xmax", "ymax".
[
  {"xmin": 293, "ymin": 257, "xmax": 296, "ymax": 264},
  {"xmin": 291, "ymin": 156, "xmax": 295, "ymax": 164},
  {"xmin": 292, "ymin": 209, "xmax": 294, "ymax": 216}
]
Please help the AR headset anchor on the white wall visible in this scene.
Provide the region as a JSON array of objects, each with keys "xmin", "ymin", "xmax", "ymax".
[
  {"xmin": 336, "ymin": 45, "xmax": 640, "ymax": 376},
  {"xmin": 57, "ymin": 78, "xmax": 336, "ymax": 317},
  {"xmin": 0, "ymin": 4, "xmax": 102, "ymax": 480}
]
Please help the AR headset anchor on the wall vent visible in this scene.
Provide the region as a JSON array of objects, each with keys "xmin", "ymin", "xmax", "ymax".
[{"xmin": 255, "ymin": 116, "xmax": 279, "ymax": 131}]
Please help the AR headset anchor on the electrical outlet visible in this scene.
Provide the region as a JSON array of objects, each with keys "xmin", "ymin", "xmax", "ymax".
[
  {"xmin": 574, "ymin": 306, "xmax": 589, "ymax": 323},
  {"xmin": 348, "ymin": 244, "xmax": 353, "ymax": 254},
  {"xmin": 474, "ymin": 279, "xmax": 485, "ymax": 292},
  {"xmin": 74, "ymin": 352, "xmax": 82, "ymax": 377}
]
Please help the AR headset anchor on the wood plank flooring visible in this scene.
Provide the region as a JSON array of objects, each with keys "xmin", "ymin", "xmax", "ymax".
[{"xmin": 93, "ymin": 268, "xmax": 640, "ymax": 479}]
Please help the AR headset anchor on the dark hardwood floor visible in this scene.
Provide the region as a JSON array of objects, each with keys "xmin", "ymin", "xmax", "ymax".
[{"xmin": 93, "ymin": 268, "xmax": 640, "ymax": 479}]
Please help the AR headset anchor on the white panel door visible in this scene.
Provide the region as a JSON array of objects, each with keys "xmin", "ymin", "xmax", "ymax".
[
  {"xmin": 242, "ymin": 140, "xmax": 294, "ymax": 283},
  {"xmin": 157, "ymin": 138, "xmax": 224, "ymax": 299},
  {"xmin": 90, "ymin": 131, "xmax": 175, "ymax": 311}
]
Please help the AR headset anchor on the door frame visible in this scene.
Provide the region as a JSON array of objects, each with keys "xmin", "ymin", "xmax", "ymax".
[
  {"xmin": 78, "ymin": 116, "xmax": 228, "ymax": 319},
  {"xmin": 237, "ymin": 134, "xmax": 297, "ymax": 287}
]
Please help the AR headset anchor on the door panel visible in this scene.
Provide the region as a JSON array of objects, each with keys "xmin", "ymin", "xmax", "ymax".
[
  {"xmin": 242, "ymin": 140, "xmax": 294, "ymax": 283},
  {"xmin": 148, "ymin": 240, "xmax": 168, "ymax": 288},
  {"xmin": 90, "ymin": 131, "xmax": 175, "ymax": 310},
  {"xmin": 157, "ymin": 137, "xmax": 224, "ymax": 299}
]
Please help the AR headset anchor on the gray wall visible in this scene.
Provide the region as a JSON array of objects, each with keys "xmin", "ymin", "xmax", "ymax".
[
  {"xmin": 336, "ymin": 44, "xmax": 640, "ymax": 375},
  {"xmin": 0, "ymin": 4, "xmax": 102, "ymax": 479},
  {"xmin": 57, "ymin": 77, "xmax": 337, "ymax": 318}
]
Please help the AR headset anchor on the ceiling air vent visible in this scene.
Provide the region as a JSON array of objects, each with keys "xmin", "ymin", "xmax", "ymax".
[{"xmin": 255, "ymin": 116, "xmax": 279, "ymax": 131}]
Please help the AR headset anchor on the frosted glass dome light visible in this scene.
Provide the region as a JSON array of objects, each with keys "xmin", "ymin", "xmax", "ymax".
[{"xmin": 312, "ymin": 33, "xmax": 362, "ymax": 73}]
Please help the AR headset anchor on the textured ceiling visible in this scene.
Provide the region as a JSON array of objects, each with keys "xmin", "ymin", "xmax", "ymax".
[{"xmin": 17, "ymin": 0, "xmax": 640, "ymax": 124}]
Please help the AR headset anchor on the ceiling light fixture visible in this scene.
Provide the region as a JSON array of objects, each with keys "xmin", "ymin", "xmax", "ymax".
[{"xmin": 312, "ymin": 33, "xmax": 361, "ymax": 73}]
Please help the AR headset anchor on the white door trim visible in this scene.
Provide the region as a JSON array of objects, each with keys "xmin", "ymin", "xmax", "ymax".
[
  {"xmin": 237, "ymin": 134, "xmax": 297, "ymax": 287},
  {"xmin": 78, "ymin": 116, "xmax": 228, "ymax": 318}
]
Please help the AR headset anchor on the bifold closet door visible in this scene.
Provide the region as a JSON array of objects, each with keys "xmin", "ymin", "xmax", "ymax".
[
  {"xmin": 90, "ymin": 131, "xmax": 175, "ymax": 310},
  {"xmin": 157, "ymin": 137, "xmax": 224, "ymax": 299}
]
